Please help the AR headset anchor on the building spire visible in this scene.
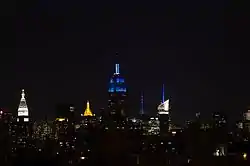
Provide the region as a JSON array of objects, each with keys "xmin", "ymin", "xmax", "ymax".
[
  {"xmin": 18, "ymin": 89, "xmax": 29, "ymax": 117},
  {"xmin": 86, "ymin": 100, "xmax": 90, "ymax": 110},
  {"xmin": 114, "ymin": 52, "xmax": 120, "ymax": 75},
  {"xmin": 115, "ymin": 64, "xmax": 120, "ymax": 74},
  {"xmin": 162, "ymin": 84, "xmax": 165, "ymax": 103},
  {"xmin": 139, "ymin": 92, "xmax": 144, "ymax": 115},
  {"xmin": 83, "ymin": 100, "xmax": 94, "ymax": 116},
  {"xmin": 21, "ymin": 89, "xmax": 25, "ymax": 99}
]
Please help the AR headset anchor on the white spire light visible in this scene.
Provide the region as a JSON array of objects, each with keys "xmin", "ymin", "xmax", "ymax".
[
  {"xmin": 21, "ymin": 89, "xmax": 25, "ymax": 99},
  {"xmin": 115, "ymin": 64, "xmax": 120, "ymax": 74},
  {"xmin": 18, "ymin": 89, "xmax": 29, "ymax": 117}
]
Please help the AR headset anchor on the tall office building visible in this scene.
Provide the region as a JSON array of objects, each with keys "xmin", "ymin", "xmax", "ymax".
[
  {"xmin": 15, "ymin": 89, "xmax": 31, "ymax": 148},
  {"xmin": 108, "ymin": 55, "xmax": 127, "ymax": 121},
  {"xmin": 157, "ymin": 85, "xmax": 170, "ymax": 136},
  {"xmin": 0, "ymin": 109, "xmax": 13, "ymax": 160}
]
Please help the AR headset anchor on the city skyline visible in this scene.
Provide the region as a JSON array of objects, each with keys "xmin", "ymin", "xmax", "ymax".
[
  {"xmin": 0, "ymin": 1, "xmax": 247, "ymax": 124},
  {"xmin": 0, "ymin": 56, "xmax": 249, "ymax": 124},
  {"xmin": 0, "ymin": 1, "xmax": 248, "ymax": 166},
  {"xmin": 6, "ymin": 61, "xmax": 172, "ymax": 119},
  {"xmin": 1, "ymin": 57, "xmax": 249, "ymax": 126}
]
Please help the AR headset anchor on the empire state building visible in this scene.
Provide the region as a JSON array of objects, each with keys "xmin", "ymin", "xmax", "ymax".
[{"xmin": 108, "ymin": 61, "xmax": 127, "ymax": 120}]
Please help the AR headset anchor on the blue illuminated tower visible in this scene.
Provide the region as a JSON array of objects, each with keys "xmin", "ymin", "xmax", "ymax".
[
  {"xmin": 108, "ymin": 54, "xmax": 127, "ymax": 119},
  {"xmin": 162, "ymin": 84, "xmax": 165, "ymax": 103}
]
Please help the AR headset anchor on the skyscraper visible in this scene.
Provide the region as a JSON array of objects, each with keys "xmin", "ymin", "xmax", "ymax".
[
  {"xmin": 157, "ymin": 85, "xmax": 170, "ymax": 136},
  {"xmin": 15, "ymin": 89, "xmax": 31, "ymax": 148},
  {"xmin": 17, "ymin": 89, "xmax": 29, "ymax": 122},
  {"xmin": 108, "ymin": 55, "xmax": 127, "ymax": 121}
]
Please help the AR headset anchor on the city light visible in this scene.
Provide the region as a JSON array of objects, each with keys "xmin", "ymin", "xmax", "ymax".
[
  {"xmin": 56, "ymin": 118, "xmax": 66, "ymax": 122},
  {"xmin": 243, "ymin": 153, "xmax": 247, "ymax": 160},
  {"xmin": 83, "ymin": 101, "xmax": 94, "ymax": 116}
]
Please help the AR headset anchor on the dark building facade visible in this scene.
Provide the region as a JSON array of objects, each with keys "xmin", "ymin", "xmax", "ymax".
[
  {"xmin": 55, "ymin": 104, "xmax": 75, "ymax": 121},
  {"xmin": 159, "ymin": 114, "xmax": 170, "ymax": 136}
]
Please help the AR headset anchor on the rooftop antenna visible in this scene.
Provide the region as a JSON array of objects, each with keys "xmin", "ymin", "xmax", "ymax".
[
  {"xmin": 162, "ymin": 84, "xmax": 165, "ymax": 103},
  {"xmin": 21, "ymin": 89, "xmax": 25, "ymax": 99},
  {"xmin": 115, "ymin": 52, "xmax": 120, "ymax": 74},
  {"xmin": 140, "ymin": 92, "xmax": 144, "ymax": 115}
]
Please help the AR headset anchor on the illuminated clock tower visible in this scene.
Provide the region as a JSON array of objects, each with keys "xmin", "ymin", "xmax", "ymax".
[
  {"xmin": 17, "ymin": 89, "xmax": 29, "ymax": 122},
  {"xmin": 14, "ymin": 89, "xmax": 31, "ymax": 149}
]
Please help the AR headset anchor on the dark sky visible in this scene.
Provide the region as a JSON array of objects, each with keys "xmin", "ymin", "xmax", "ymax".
[{"xmin": 0, "ymin": 1, "xmax": 248, "ymax": 124}]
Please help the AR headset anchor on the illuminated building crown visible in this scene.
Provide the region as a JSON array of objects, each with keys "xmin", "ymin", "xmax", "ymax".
[
  {"xmin": 157, "ymin": 99, "xmax": 169, "ymax": 114},
  {"xmin": 17, "ymin": 89, "xmax": 29, "ymax": 117},
  {"xmin": 157, "ymin": 84, "xmax": 170, "ymax": 114},
  {"xmin": 108, "ymin": 63, "xmax": 127, "ymax": 93},
  {"xmin": 83, "ymin": 101, "xmax": 94, "ymax": 116}
]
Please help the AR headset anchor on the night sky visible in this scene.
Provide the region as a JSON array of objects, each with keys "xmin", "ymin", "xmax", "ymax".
[{"xmin": 0, "ymin": 1, "xmax": 248, "ymax": 124}]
